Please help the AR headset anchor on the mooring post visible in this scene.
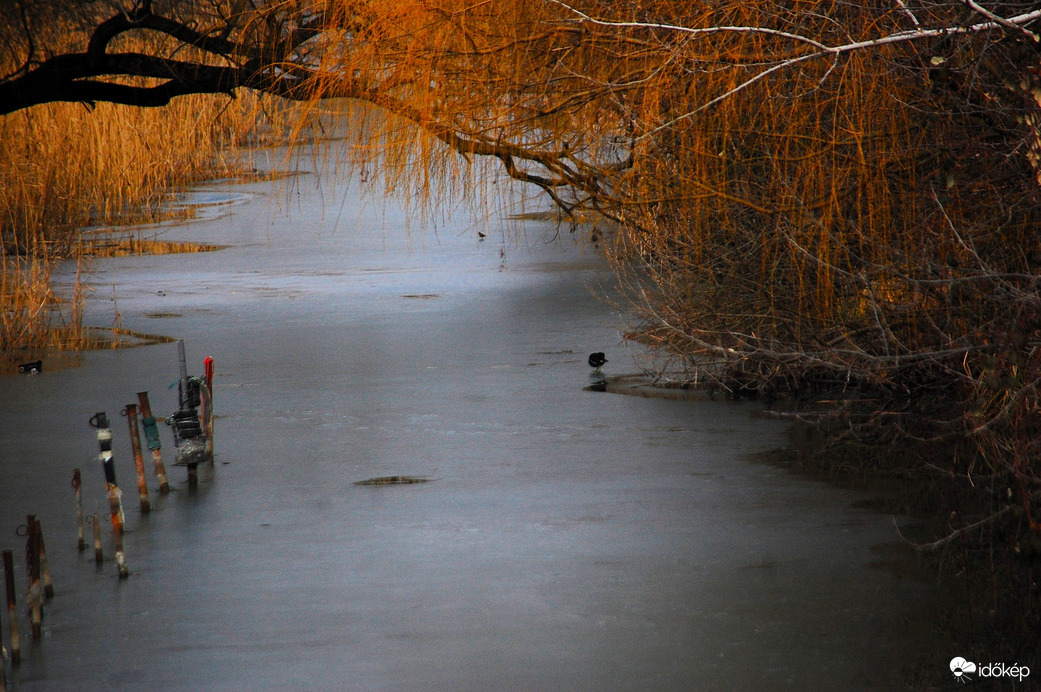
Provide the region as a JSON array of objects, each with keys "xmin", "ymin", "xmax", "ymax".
[
  {"xmin": 72, "ymin": 468, "xmax": 85, "ymax": 551},
  {"xmin": 122, "ymin": 404, "xmax": 150, "ymax": 513},
  {"xmin": 91, "ymin": 513, "xmax": 103, "ymax": 565},
  {"xmin": 88, "ymin": 412, "xmax": 128, "ymax": 578},
  {"xmin": 2, "ymin": 550, "xmax": 18, "ymax": 665},
  {"xmin": 137, "ymin": 392, "xmax": 170, "ymax": 494},
  {"xmin": 23, "ymin": 516, "xmax": 42, "ymax": 640},
  {"xmin": 202, "ymin": 356, "xmax": 215, "ymax": 465}
]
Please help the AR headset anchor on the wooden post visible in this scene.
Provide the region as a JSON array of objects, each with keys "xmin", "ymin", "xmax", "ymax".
[
  {"xmin": 73, "ymin": 468, "xmax": 85, "ymax": 551},
  {"xmin": 123, "ymin": 404, "xmax": 150, "ymax": 513},
  {"xmin": 2, "ymin": 550, "xmax": 18, "ymax": 665},
  {"xmin": 137, "ymin": 392, "xmax": 170, "ymax": 494}
]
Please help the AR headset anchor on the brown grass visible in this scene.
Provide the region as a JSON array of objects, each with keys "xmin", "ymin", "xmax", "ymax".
[
  {"xmin": 0, "ymin": 13, "xmax": 300, "ymax": 372},
  {"xmin": 0, "ymin": 79, "xmax": 290, "ymax": 371},
  {"xmin": 0, "ymin": 96, "xmax": 273, "ymax": 258}
]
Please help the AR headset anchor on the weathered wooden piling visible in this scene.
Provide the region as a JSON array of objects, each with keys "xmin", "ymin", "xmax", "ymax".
[
  {"xmin": 89, "ymin": 412, "xmax": 129, "ymax": 578},
  {"xmin": 91, "ymin": 513, "xmax": 103, "ymax": 564},
  {"xmin": 23, "ymin": 516, "xmax": 42, "ymax": 639},
  {"xmin": 73, "ymin": 468, "xmax": 85, "ymax": 551},
  {"xmin": 123, "ymin": 404, "xmax": 151, "ymax": 513},
  {"xmin": 137, "ymin": 392, "xmax": 170, "ymax": 493},
  {"xmin": 2, "ymin": 550, "xmax": 18, "ymax": 665}
]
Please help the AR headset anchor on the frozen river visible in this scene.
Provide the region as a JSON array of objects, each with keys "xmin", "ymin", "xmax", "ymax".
[{"xmin": 0, "ymin": 149, "xmax": 946, "ymax": 690}]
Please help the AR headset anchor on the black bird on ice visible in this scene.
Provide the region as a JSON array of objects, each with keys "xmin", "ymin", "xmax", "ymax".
[{"xmin": 588, "ymin": 352, "xmax": 608, "ymax": 371}]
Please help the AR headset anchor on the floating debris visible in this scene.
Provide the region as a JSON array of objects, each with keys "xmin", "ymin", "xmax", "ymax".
[{"xmin": 354, "ymin": 475, "xmax": 429, "ymax": 486}]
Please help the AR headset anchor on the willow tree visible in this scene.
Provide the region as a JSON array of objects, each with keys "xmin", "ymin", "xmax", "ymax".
[{"xmin": 4, "ymin": 0, "xmax": 1041, "ymax": 530}]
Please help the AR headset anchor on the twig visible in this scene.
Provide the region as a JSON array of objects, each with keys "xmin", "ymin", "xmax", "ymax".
[
  {"xmin": 957, "ymin": 0, "xmax": 1039, "ymax": 42},
  {"xmin": 893, "ymin": 0, "xmax": 922, "ymax": 29},
  {"xmin": 542, "ymin": 0, "xmax": 1041, "ymax": 139},
  {"xmin": 899, "ymin": 489, "xmax": 1041, "ymax": 553},
  {"xmin": 897, "ymin": 505, "xmax": 1014, "ymax": 553}
]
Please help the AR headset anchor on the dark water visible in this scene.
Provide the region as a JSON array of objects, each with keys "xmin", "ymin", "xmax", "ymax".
[{"xmin": 0, "ymin": 150, "xmax": 949, "ymax": 690}]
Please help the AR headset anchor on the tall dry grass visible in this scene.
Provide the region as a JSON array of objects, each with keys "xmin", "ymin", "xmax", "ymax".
[
  {"xmin": 0, "ymin": 97, "xmax": 270, "ymax": 256},
  {"xmin": 0, "ymin": 92, "xmax": 286, "ymax": 369}
]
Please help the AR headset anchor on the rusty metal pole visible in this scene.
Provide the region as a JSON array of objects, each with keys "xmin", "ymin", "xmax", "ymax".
[
  {"xmin": 2, "ymin": 550, "xmax": 18, "ymax": 665},
  {"xmin": 34, "ymin": 519, "xmax": 53, "ymax": 600},
  {"xmin": 89, "ymin": 412, "xmax": 128, "ymax": 578},
  {"xmin": 122, "ymin": 404, "xmax": 150, "ymax": 513},
  {"xmin": 73, "ymin": 468, "xmax": 85, "ymax": 551},
  {"xmin": 23, "ymin": 516, "xmax": 41, "ymax": 640},
  {"xmin": 110, "ymin": 508, "xmax": 128, "ymax": 579},
  {"xmin": 91, "ymin": 513, "xmax": 103, "ymax": 565},
  {"xmin": 203, "ymin": 356, "xmax": 214, "ymax": 464},
  {"xmin": 137, "ymin": 392, "xmax": 169, "ymax": 494}
]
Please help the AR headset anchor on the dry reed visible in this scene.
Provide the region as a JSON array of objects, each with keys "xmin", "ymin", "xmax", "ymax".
[{"xmin": 0, "ymin": 84, "xmax": 287, "ymax": 370}]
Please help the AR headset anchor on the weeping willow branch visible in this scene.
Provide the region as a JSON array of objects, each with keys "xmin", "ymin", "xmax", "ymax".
[{"xmin": 544, "ymin": 0, "xmax": 1041, "ymax": 140}]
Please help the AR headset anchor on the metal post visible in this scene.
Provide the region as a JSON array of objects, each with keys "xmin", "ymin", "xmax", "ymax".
[
  {"xmin": 110, "ymin": 507, "xmax": 128, "ymax": 579},
  {"xmin": 170, "ymin": 341, "xmax": 205, "ymax": 487},
  {"xmin": 73, "ymin": 468, "xmax": 85, "ymax": 551},
  {"xmin": 91, "ymin": 513, "xmax": 103, "ymax": 565},
  {"xmin": 35, "ymin": 519, "xmax": 53, "ymax": 600},
  {"xmin": 203, "ymin": 356, "xmax": 214, "ymax": 464},
  {"xmin": 137, "ymin": 392, "xmax": 169, "ymax": 494},
  {"xmin": 2, "ymin": 550, "xmax": 18, "ymax": 665},
  {"xmin": 88, "ymin": 412, "xmax": 128, "ymax": 578},
  {"xmin": 202, "ymin": 355, "xmax": 213, "ymax": 464},
  {"xmin": 23, "ymin": 516, "xmax": 41, "ymax": 640},
  {"xmin": 123, "ymin": 404, "xmax": 150, "ymax": 513}
]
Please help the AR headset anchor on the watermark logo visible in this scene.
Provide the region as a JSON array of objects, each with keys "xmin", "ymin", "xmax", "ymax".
[
  {"xmin": 950, "ymin": 657, "xmax": 1030, "ymax": 684},
  {"xmin": 950, "ymin": 658, "xmax": 976, "ymax": 684}
]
